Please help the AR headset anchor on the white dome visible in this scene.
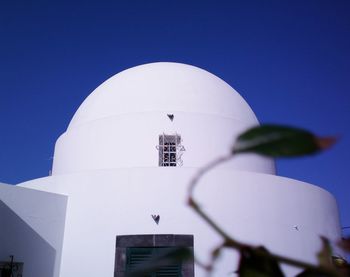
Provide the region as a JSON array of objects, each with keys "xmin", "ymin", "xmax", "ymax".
[
  {"xmin": 68, "ymin": 62, "xmax": 258, "ymax": 130},
  {"xmin": 52, "ymin": 62, "xmax": 275, "ymax": 175}
]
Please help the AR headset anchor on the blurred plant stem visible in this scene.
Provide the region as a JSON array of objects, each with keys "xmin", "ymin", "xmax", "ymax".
[{"xmin": 187, "ymin": 153, "xmax": 340, "ymax": 277}]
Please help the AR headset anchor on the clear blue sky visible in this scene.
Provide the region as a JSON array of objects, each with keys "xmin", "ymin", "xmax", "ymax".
[{"xmin": 0, "ymin": 1, "xmax": 349, "ymax": 234}]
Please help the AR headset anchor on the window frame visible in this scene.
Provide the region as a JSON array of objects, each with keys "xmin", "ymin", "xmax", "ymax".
[
  {"xmin": 114, "ymin": 234, "xmax": 194, "ymax": 277},
  {"xmin": 157, "ymin": 134, "xmax": 184, "ymax": 167}
]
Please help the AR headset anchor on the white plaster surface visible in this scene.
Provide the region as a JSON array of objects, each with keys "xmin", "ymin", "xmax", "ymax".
[
  {"xmin": 52, "ymin": 62, "xmax": 275, "ymax": 175},
  {"xmin": 67, "ymin": 62, "xmax": 259, "ymax": 130},
  {"xmin": 0, "ymin": 184, "xmax": 67, "ymax": 277},
  {"xmin": 0, "ymin": 62, "xmax": 342, "ymax": 277},
  {"xmin": 19, "ymin": 168, "xmax": 341, "ymax": 277},
  {"xmin": 53, "ymin": 112, "xmax": 275, "ymax": 175}
]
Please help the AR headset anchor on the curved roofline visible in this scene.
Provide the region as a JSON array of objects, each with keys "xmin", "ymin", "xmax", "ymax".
[{"xmin": 67, "ymin": 62, "xmax": 259, "ymax": 130}]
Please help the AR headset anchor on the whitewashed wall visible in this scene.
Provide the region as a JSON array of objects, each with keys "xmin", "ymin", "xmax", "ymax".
[
  {"xmin": 19, "ymin": 169, "xmax": 341, "ymax": 277},
  {"xmin": 4, "ymin": 62, "xmax": 342, "ymax": 277},
  {"xmin": 52, "ymin": 62, "xmax": 275, "ymax": 175},
  {"xmin": 0, "ymin": 184, "xmax": 67, "ymax": 277},
  {"xmin": 52, "ymin": 112, "xmax": 275, "ymax": 175}
]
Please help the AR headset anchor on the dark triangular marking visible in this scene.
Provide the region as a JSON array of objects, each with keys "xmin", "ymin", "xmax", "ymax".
[
  {"xmin": 167, "ymin": 114, "xmax": 174, "ymax": 121},
  {"xmin": 151, "ymin": 214, "xmax": 160, "ymax": 225}
]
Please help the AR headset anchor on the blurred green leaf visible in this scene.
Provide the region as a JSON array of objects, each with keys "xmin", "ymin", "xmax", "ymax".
[
  {"xmin": 332, "ymin": 256, "xmax": 350, "ymax": 277},
  {"xmin": 232, "ymin": 125, "xmax": 336, "ymax": 157},
  {"xmin": 332, "ymin": 256, "xmax": 348, "ymax": 268},
  {"xmin": 237, "ymin": 246, "xmax": 285, "ymax": 277},
  {"xmin": 317, "ymin": 237, "xmax": 333, "ymax": 268}
]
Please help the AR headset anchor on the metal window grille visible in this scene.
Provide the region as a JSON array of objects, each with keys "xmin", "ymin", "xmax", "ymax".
[
  {"xmin": 158, "ymin": 134, "xmax": 183, "ymax": 167},
  {"xmin": 115, "ymin": 234, "xmax": 194, "ymax": 277},
  {"xmin": 126, "ymin": 247, "xmax": 182, "ymax": 277},
  {"xmin": 0, "ymin": 261, "xmax": 23, "ymax": 277}
]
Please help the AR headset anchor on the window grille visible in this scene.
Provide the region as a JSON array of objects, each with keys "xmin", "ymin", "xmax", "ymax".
[
  {"xmin": 115, "ymin": 234, "xmax": 194, "ymax": 277},
  {"xmin": 157, "ymin": 134, "xmax": 185, "ymax": 167},
  {"xmin": 126, "ymin": 247, "xmax": 182, "ymax": 277},
  {"xmin": 0, "ymin": 257, "xmax": 23, "ymax": 277}
]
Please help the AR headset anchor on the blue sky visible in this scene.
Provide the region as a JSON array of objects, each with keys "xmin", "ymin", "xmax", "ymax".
[{"xmin": 0, "ymin": 1, "xmax": 349, "ymax": 234}]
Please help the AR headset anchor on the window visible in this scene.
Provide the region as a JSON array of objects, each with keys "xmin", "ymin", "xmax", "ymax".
[
  {"xmin": 157, "ymin": 134, "xmax": 185, "ymax": 167},
  {"xmin": 0, "ymin": 257, "xmax": 23, "ymax": 277},
  {"xmin": 126, "ymin": 247, "xmax": 182, "ymax": 276},
  {"xmin": 114, "ymin": 234, "xmax": 194, "ymax": 277}
]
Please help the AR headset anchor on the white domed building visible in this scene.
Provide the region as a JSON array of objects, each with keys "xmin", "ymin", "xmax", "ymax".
[{"xmin": 0, "ymin": 63, "xmax": 342, "ymax": 277}]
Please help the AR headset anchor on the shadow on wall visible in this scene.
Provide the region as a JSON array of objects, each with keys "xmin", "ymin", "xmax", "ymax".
[{"xmin": 0, "ymin": 200, "xmax": 56, "ymax": 277}]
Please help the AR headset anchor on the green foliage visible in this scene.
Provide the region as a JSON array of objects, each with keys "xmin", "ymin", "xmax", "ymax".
[
  {"xmin": 134, "ymin": 124, "xmax": 347, "ymax": 277},
  {"xmin": 229, "ymin": 125, "xmax": 348, "ymax": 276},
  {"xmin": 194, "ymin": 124, "xmax": 347, "ymax": 276},
  {"xmin": 237, "ymin": 247, "xmax": 284, "ymax": 277},
  {"xmin": 317, "ymin": 237, "xmax": 333, "ymax": 268},
  {"xmin": 232, "ymin": 125, "xmax": 336, "ymax": 157}
]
